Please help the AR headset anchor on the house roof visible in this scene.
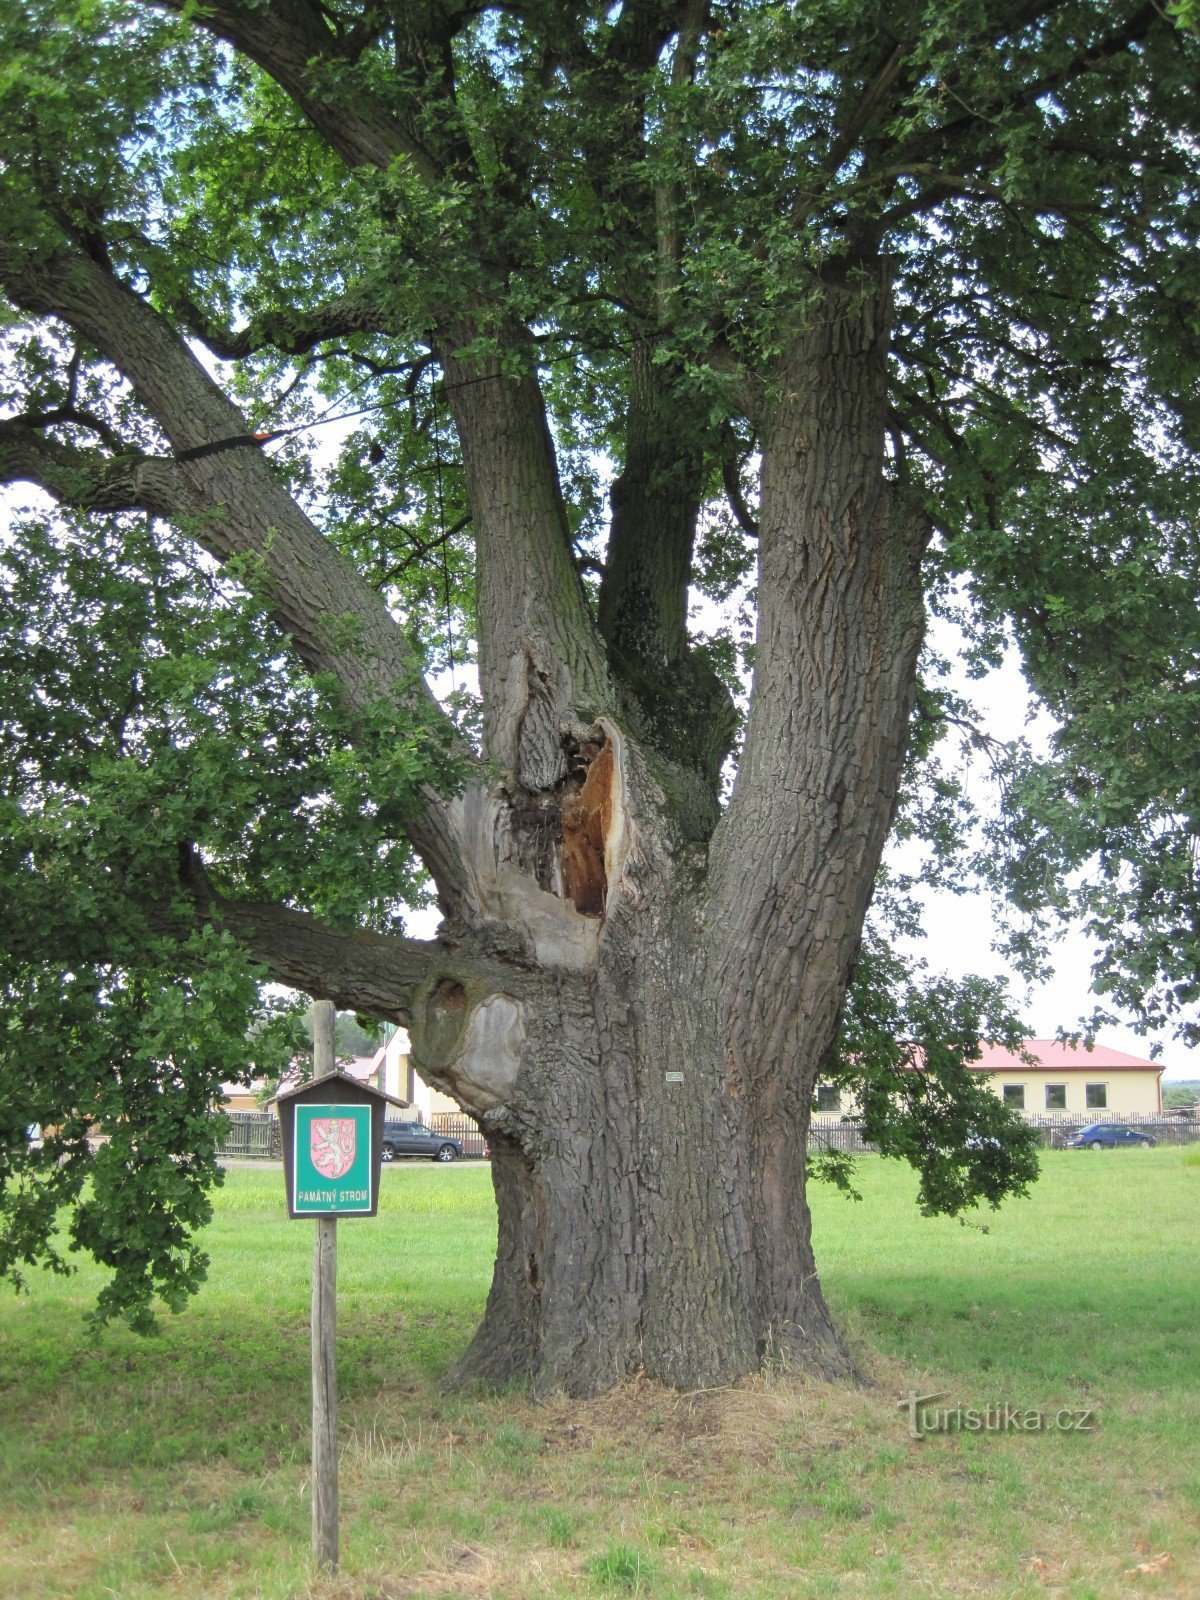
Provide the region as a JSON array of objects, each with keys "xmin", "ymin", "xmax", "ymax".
[
  {"xmin": 331, "ymin": 1055, "xmax": 377, "ymax": 1082},
  {"xmin": 269, "ymin": 1052, "xmax": 409, "ymax": 1107},
  {"xmin": 969, "ymin": 1040, "xmax": 1164, "ymax": 1075}
]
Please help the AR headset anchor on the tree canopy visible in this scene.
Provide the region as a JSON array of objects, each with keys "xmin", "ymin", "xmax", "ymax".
[{"xmin": 0, "ymin": 1, "xmax": 1197, "ymax": 1354}]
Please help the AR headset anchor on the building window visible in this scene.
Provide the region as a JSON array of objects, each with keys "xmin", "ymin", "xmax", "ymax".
[
  {"xmin": 813, "ymin": 1085, "xmax": 842, "ymax": 1114},
  {"xmin": 1045, "ymin": 1084, "xmax": 1067, "ymax": 1110},
  {"xmin": 1002, "ymin": 1084, "xmax": 1026, "ymax": 1110},
  {"xmin": 1086, "ymin": 1083, "xmax": 1108, "ymax": 1109}
]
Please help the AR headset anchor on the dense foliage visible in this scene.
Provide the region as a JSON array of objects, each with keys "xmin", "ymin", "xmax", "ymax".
[{"xmin": 1, "ymin": 1, "xmax": 1197, "ymax": 1326}]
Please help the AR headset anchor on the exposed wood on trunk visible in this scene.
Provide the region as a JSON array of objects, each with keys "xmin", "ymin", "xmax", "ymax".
[
  {"xmin": 440, "ymin": 722, "xmax": 640, "ymax": 968},
  {"xmin": 560, "ymin": 742, "xmax": 614, "ymax": 917},
  {"xmin": 446, "ymin": 784, "xmax": 605, "ymax": 972}
]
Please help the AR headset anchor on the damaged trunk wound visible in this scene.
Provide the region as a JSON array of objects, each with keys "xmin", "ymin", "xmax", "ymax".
[
  {"xmin": 508, "ymin": 732, "xmax": 614, "ymax": 918},
  {"xmin": 559, "ymin": 739, "xmax": 613, "ymax": 915}
]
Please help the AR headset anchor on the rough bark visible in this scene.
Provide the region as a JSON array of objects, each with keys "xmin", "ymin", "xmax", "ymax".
[
  {"xmin": 3, "ymin": 233, "xmax": 925, "ymax": 1397},
  {"xmin": 153, "ymin": 0, "xmax": 433, "ymax": 177},
  {"xmin": 598, "ymin": 344, "xmax": 737, "ymax": 838},
  {"xmin": 387, "ymin": 274, "xmax": 929, "ymax": 1397},
  {"xmin": 409, "ymin": 847, "xmax": 853, "ymax": 1397},
  {"xmin": 710, "ymin": 271, "xmax": 928, "ymax": 1362},
  {"xmin": 411, "ymin": 880, "xmax": 779, "ymax": 1396},
  {"xmin": 1, "ymin": 0, "xmax": 1173, "ymax": 1410},
  {"xmin": 439, "ymin": 329, "xmax": 613, "ymax": 785}
]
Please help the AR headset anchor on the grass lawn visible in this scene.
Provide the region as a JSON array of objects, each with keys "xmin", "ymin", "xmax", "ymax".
[{"xmin": 1, "ymin": 1149, "xmax": 1196, "ymax": 1600}]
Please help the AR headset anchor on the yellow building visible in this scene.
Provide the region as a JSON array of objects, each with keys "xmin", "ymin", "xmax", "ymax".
[
  {"xmin": 218, "ymin": 1084, "xmax": 263, "ymax": 1112},
  {"xmin": 811, "ymin": 1038, "xmax": 1164, "ymax": 1121},
  {"xmin": 969, "ymin": 1039, "xmax": 1163, "ymax": 1117}
]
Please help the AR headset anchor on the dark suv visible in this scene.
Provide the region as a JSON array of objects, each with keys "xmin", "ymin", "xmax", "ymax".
[{"xmin": 380, "ymin": 1120, "xmax": 462, "ymax": 1162}]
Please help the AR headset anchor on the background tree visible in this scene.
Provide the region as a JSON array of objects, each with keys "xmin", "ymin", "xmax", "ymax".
[
  {"xmin": 0, "ymin": 1, "xmax": 1196, "ymax": 1393},
  {"xmin": 331, "ymin": 1011, "xmax": 389, "ymax": 1061}
]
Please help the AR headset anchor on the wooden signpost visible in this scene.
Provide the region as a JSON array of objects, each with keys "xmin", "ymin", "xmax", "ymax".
[{"xmin": 271, "ymin": 1001, "xmax": 404, "ymax": 1572}]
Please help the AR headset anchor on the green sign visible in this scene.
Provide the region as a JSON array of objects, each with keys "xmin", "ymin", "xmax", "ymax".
[{"xmin": 292, "ymin": 1104, "xmax": 374, "ymax": 1215}]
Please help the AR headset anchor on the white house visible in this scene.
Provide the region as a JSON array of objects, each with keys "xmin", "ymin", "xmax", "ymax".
[
  {"xmin": 366, "ymin": 1026, "xmax": 460, "ymax": 1121},
  {"xmin": 219, "ymin": 1025, "xmax": 460, "ymax": 1123}
]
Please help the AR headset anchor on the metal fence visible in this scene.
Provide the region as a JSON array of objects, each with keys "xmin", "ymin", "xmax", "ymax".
[
  {"xmin": 212, "ymin": 1107, "xmax": 1197, "ymax": 1163},
  {"xmin": 808, "ymin": 1121, "xmax": 880, "ymax": 1154},
  {"xmin": 212, "ymin": 1109, "xmax": 489, "ymax": 1160},
  {"xmin": 808, "ymin": 1112, "xmax": 1200, "ymax": 1152},
  {"xmin": 215, "ymin": 1110, "xmax": 280, "ymax": 1160}
]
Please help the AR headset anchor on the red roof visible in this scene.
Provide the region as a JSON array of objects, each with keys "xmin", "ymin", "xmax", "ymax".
[{"xmin": 970, "ymin": 1040, "xmax": 1163, "ymax": 1075}]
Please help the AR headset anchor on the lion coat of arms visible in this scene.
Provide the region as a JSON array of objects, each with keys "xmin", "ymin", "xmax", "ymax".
[{"xmin": 309, "ymin": 1116, "xmax": 357, "ymax": 1180}]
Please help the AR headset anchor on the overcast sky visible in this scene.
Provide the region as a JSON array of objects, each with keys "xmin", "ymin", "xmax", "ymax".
[{"xmin": 885, "ymin": 617, "xmax": 1198, "ymax": 1082}]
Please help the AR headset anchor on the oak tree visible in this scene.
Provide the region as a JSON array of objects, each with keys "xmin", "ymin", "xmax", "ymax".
[{"xmin": 1, "ymin": 1, "xmax": 1196, "ymax": 1390}]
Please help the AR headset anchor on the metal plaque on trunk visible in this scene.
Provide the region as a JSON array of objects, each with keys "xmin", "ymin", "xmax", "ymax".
[{"xmin": 292, "ymin": 1104, "xmax": 374, "ymax": 1215}]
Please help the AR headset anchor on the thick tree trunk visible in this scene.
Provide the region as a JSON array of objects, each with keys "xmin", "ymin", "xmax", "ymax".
[
  {"xmin": 411, "ymin": 890, "xmax": 850, "ymax": 1398},
  {"xmin": 405, "ymin": 271, "xmax": 927, "ymax": 1398},
  {"xmin": 440, "ymin": 328, "xmax": 612, "ymax": 786}
]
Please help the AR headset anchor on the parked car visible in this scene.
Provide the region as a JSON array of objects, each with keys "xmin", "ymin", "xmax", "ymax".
[
  {"xmin": 1064, "ymin": 1123, "xmax": 1157, "ymax": 1150},
  {"xmin": 380, "ymin": 1120, "xmax": 462, "ymax": 1162}
]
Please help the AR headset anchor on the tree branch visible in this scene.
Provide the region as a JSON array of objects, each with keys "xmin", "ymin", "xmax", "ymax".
[
  {"xmin": 709, "ymin": 270, "xmax": 928, "ymax": 923},
  {"xmin": 152, "ymin": 1, "xmax": 614, "ymax": 789},
  {"xmin": 437, "ymin": 324, "xmax": 615, "ymax": 782},
  {"xmin": 0, "ymin": 238, "xmax": 474, "ymax": 908},
  {"xmin": 381, "ymin": 511, "xmax": 472, "ymax": 585},
  {"xmin": 705, "ymin": 336, "xmax": 764, "ymax": 424},
  {"xmin": 820, "ymin": 41, "xmax": 911, "ymax": 184},
  {"xmin": 188, "ymin": 896, "xmax": 492, "ymax": 1024},
  {"xmin": 0, "ymin": 419, "xmax": 180, "ymax": 516},
  {"xmin": 721, "ymin": 423, "xmax": 759, "ymax": 538},
  {"xmin": 605, "ymin": 0, "xmax": 695, "ymax": 72},
  {"xmin": 147, "ymin": 274, "xmax": 390, "ymax": 363},
  {"xmin": 151, "ymin": 0, "xmax": 437, "ymax": 177},
  {"xmin": 887, "ymin": 3, "xmax": 1161, "ymax": 176},
  {"xmin": 891, "ymin": 338, "xmax": 1080, "ymax": 456},
  {"xmin": 1, "ymin": 859, "xmax": 520, "ymax": 1024},
  {"xmin": 652, "ymin": 0, "xmax": 707, "ymax": 320}
]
